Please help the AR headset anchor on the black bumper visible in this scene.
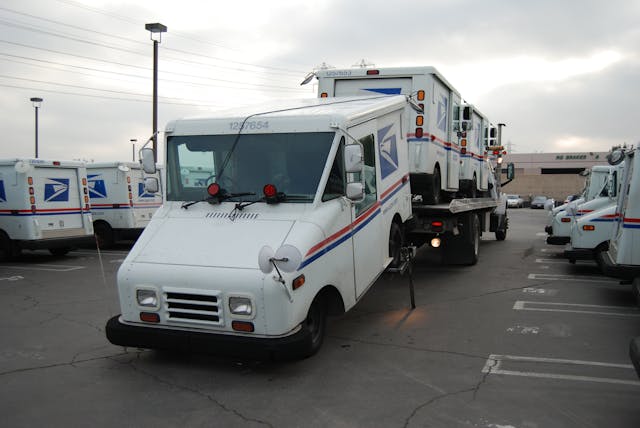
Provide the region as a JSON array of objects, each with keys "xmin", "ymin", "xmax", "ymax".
[
  {"xmin": 598, "ymin": 250, "xmax": 640, "ymax": 280},
  {"xmin": 105, "ymin": 315, "xmax": 310, "ymax": 360},
  {"xmin": 546, "ymin": 235, "xmax": 570, "ymax": 245},
  {"xmin": 563, "ymin": 247, "xmax": 595, "ymax": 261},
  {"xmin": 17, "ymin": 235, "xmax": 94, "ymax": 250},
  {"xmin": 630, "ymin": 337, "xmax": 640, "ymax": 379}
]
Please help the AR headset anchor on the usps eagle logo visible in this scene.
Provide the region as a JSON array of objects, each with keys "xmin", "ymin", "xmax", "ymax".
[
  {"xmin": 0, "ymin": 180, "xmax": 6, "ymax": 202},
  {"xmin": 437, "ymin": 95, "xmax": 448, "ymax": 132},
  {"xmin": 378, "ymin": 124, "xmax": 399, "ymax": 179},
  {"xmin": 87, "ymin": 174, "xmax": 107, "ymax": 199},
  {"xmin": 44, "ymin": 178, "xmax": 70, "ymax": 202}
]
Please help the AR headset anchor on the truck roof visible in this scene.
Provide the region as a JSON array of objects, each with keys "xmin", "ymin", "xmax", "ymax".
[
  {"xmin": 87, "ymin": 161, "xmax": 142, "ymax": 169},
  {"xmin": 315, "ymin": 66, "xmax": 460, "ymax": 96},
  {"xmin": 0, "ymin": 158, "xmax": 86, "ymax": 168},
  {"xmin": 166, "ymin": 96, "xmax": 408, "ymax": 136}
]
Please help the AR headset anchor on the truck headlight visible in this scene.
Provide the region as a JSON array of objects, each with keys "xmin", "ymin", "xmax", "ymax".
[
  {"xmin": 229, "ymin": 296, "xmax": 252, "ymax": 316},
  {"xmin": 136, "ymin": 289, "xmax": 158, "ymax": 307}
]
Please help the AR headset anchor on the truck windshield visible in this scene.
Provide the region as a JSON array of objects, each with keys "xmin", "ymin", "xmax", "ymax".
[{"xmin": 166, "ymin": 132, "xmax": 334, "ymax": 202}]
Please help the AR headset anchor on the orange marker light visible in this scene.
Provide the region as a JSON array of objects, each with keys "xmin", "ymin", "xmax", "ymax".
[{"xmin": 417, "ymin": 90, "xmax": 425, "ymax": 101}]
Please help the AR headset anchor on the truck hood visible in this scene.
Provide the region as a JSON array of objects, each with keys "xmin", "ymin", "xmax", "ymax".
[{"xmin": 130, "ymin": 214, "xmax": 296, "ymax": 269}]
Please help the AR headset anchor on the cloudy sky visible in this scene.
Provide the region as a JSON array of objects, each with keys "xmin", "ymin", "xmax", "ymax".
[{"xmin": 1, "ymin": 0, "xmax": 638, "ymax": 162}]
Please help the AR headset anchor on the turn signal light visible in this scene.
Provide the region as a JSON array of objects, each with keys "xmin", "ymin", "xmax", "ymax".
[
  {"xmin": 140, "ymin": 312, "xmax": 160, "ymax": 323},
  {"xmin": 561, "ymin": 217, "xmax": 571, "ymax": 223},
  {"xmin": 292, "ymin": 274, "xmax": 306, "ymax": 290},
  {"xmin": 320, "ymin": 92, "xmax": 328, "ymax": 98},
  {"xmin": 583, "ymin": 225, "xmax": 595, "ymax": 231},
  {"xmin": 415, "ymin": 128, "xmax": 423, "ymax": 138},
  {"xmin": 232, "ymin": 321, "xmax": 255, "ymax": 332},
  {"xmin": 417, "ymin": 90, "xmax": 425, "ymax": 101},
  {"xmin": 416, "ymin": 115, "xmax": 424, "ymax": 126}
]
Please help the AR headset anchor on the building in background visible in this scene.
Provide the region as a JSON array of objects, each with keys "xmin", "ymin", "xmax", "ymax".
[{"xmin": 500, "ymin": 151, "xmax": 609, "ymax": 203}]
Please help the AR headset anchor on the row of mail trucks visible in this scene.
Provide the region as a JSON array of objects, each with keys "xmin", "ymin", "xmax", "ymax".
[{"xmin": 0, "ymin": 159, "xmax": 161, "ymax": 259}]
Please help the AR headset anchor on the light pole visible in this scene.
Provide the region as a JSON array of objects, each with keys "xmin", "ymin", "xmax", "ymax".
[
  {"xmin": 130, "ymin": 139, "xmax": 137, "ymax": 162},
  {"xmin": 145, "ymin": 22, "xmax": 167, "ymax": 162},
  {"xmin": 30, "ymin": 97, "xmax": 43, "ymax": 158}
]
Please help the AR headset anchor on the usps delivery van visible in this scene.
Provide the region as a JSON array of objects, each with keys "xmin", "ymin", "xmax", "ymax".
[
  {"xmin": 106, "ymin": 96, "xmax": 413, "ymax": 358},
  {"xmin": 87, "ymin": 162, "xmax": 162, "ymax": 248},
  {"xmin": 456, "ymin": 104, "xmax": 491, "ymax": 197},
  {"xmin": 0, "ymin": 158, "xmax": 93, "ymax": 259}
]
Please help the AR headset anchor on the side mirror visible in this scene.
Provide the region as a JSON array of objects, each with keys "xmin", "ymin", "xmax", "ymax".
[
  {"xmin": 144, "ymin": 177, "xmax": 159, "ymax": 194},
  {"xmin": 506, "ymin": 163, "xmax": 515, "ymax": 180},
  {"xmin": 346, "ymin": 182, "xmax": 364, "ymax": 201},
  {"xmin": 607, "ymin": 148, "xmax": 625, "ymax": 166},
  {"xmin": 344, "ymin": 144, "xmax": 364, "ymax": 173},
  {"xmin": 140, "ymin": 148, "xmax": 157, "ymax": 174}
]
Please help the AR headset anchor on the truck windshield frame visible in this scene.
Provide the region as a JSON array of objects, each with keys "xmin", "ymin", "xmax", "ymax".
[{"xmin": 166, "ymin": 132, "xmax": 335, "ymax": 203}]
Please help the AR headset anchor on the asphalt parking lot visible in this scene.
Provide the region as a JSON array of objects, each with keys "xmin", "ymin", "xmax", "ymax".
[{"xmin": 1, "ymin": 208, "xmax": 639, "ymax": 428}]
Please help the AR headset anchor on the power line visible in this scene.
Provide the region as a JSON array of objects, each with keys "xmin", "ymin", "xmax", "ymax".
[
  {"xmin": 48, "ymin": 0, "xmax": 310, "ymax": 72},
  {"xmin": 0, "ymin": 39, "xmax": 310, "ymax": 92},
  {"xmin": 0, "ymin": 82, "xmax": 223, "ymax": 106},
  {"xmin": 0, "ymin": 53, "xmax": 311, "ymax": 93}
]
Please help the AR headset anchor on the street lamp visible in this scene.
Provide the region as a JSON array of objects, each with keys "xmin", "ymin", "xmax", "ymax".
[
  {"xmin": 145, "ymin": 22, "xmax": 167, "ymax": 162},
  {"xmin": 130, "ymin": 139, "xmax": 137, "ymax": 162},
  {"xmin": 29, "ymin": 97, "xmax": 43, "ymax": 158}
]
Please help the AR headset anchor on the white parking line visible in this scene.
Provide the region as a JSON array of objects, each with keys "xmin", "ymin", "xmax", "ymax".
[
  {"xmin": 535, "ymin": 258, "xmax": 594, "ymax": 265},
  {"xmin": 482, "ymin": 354, "xmax": 640, "ymax": 386},
  {"xmin": 536, "ymin": 232, "xmax": 548, "ymax": 237},
  {"xmin": 0, "ymin": 264, "xmax": 85, "ymax": 272},
  {"xmin": 513, "ymin": 300, "xmax": 640, "ymax": 317},
  {"xmin": 528, "ymin": 273, "xmax": 619, "ymax": 284}
]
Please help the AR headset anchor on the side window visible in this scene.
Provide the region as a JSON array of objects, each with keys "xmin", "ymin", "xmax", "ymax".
[
  {"xmin": 355, "ymin": 134, "xmax": 377, "ymax": 217},
  {"xmin": 322, "ymin": 137, "xmax": 345, "ymax": 201}
]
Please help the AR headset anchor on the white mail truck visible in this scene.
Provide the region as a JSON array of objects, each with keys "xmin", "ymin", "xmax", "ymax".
[
  {"xmin": 87, "ymin": 162, "xmax": 162, "ymax": 248},
  {"xmin": 106, "ymin": 96, "xmax": 414, "ymax": 358},
  {"xmin": 0, "ymin": 158, "xmax": 93, "ymax": 259}
]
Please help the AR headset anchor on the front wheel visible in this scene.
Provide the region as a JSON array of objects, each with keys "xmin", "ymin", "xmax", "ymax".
[
  {"xmin": 298, "ymin": 296, "xmax": 327, "ymax": 358},
  {"xmin": 388, "ymin": 222, "xmax": 404, "ymax": 269}
]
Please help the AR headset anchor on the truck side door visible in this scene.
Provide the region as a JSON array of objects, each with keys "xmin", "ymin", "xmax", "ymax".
[{"xmin": 349, "ymin": 122, "xmax": 386, "ymax": 299}]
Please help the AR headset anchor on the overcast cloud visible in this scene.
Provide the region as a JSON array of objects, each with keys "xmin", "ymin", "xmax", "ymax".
[{"xmin": 0, "ymin": 0, "xmax": 638, "ymax": 162}]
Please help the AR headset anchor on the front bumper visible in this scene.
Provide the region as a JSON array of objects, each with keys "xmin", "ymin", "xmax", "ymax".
[
  {"xmin": 546, "ymin": 235, "xmax": 570, "ymax": 245},
  {"xmin": 563, "ymin": 245, "xmax": 595, "ymax": 261},
  {"xmin": 598, "ymin": 250, "xmax": 640, "ymax": 280},
  {"xmin": 105, "ymin": 315, "xmax": 311, "ymax": 359}
]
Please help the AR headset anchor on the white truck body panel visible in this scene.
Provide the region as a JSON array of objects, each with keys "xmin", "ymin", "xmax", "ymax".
[
  {"xmin": 316, "ymin": 67, "xmax": 462, "ymax": 192},
  {"xmin": 87, "ymin": 162, "xmax": 162, "ymax": 231},
  {"xmin": 113, "ymin": 96, "xmax": 413, "ymax": 342},
  {"xmin": 568, "ymin": 203, "xmax": 618, "ymax": 252},
  {"xmin": 607, "ymin": 148, "xmax": 640, "ymax": 267},
  {"xmin": 0, "ymin": 158, "xmax": 93, "ymax": 246},
  {"xmin": 459, "ymin": 106, "xmax": 490, "ymax": 192}
]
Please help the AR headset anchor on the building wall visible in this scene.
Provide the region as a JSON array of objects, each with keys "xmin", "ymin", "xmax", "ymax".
[{"xmin": 499, "ymin": 151, "xmax": 608, "ymax": 203}]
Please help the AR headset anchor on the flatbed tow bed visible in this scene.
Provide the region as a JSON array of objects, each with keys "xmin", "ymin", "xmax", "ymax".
[{"xmin": 407, "ymin": 196, "xmax": 506, "ymax": 266}]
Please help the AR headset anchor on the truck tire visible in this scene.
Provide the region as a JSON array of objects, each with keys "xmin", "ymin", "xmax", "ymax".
[
  {"xmin": 49, "ymin": 247, "xmax": 71, "ymax": 256},
  {"xmin": 423, "ymin": 166, "xmax": 441, "ymax": 205},
  {"xmin": 443, "ymin": 213, "xmax": 479, "ymax": 265},
  {"xmin": 298, "ymin": 295, "xmax": 327, "ymax": 358},
  {"xmin": 0, "ymin": 231, "xmax": 20, "ymax": 261},
  {"xmin": 94, "ymin": 221, "xmax": 115, "ymax": 249},
  {"xmin": 388, "ymin": 222, "xmax": 404, "ymax": 269}
]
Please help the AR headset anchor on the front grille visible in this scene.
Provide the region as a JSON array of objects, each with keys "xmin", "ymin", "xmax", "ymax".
[{"xmin": 164, "ymin": 289, "xmax": 223, "ymax": 326}]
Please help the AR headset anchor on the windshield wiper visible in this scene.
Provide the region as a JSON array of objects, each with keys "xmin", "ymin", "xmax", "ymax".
[{"xmin": 181, "ymin": 191, "xmax": 256, "ymax": 209}]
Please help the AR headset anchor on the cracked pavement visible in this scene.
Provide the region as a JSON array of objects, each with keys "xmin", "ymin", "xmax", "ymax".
[{"xmin": 1, "ymin": 211, "xmax": 639, "ymax": 428}]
